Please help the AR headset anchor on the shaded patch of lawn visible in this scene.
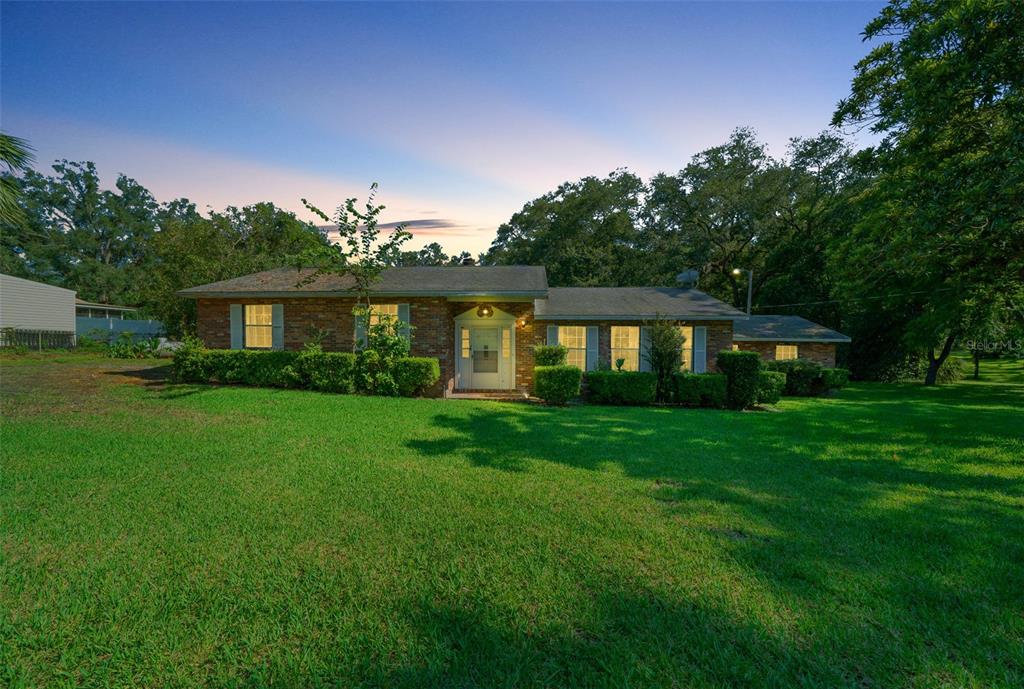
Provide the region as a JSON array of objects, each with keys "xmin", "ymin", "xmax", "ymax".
[{"xmin": 1, "ymin": 355, "xmax": 1022, "ymax": 688}]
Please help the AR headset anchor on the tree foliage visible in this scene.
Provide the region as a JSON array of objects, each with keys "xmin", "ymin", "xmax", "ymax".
[
  {"xmin": 831, "ymin": 0, "xmax": 1024, "ymax": 384},
  {"xmin": 0, "ymin": 132, "xmax": 34, "ymax": 226}
]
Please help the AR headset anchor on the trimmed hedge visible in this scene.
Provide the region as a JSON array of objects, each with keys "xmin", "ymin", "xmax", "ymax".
[
  {"xmin": 756, "ymin": 370, "xmax": 787, "ymax": 405},
  {"xmin": 172, "ymin": 345, "xmax": 438, "ymax": 397},
  {"xmin": 823, "ymin": 367, "xmax": 850, "ymax": 391},
  {"xmin": 586, "ymin": 370, "xmax": 657, "ymax": 405},
  {"xmin": 716, "ymin": 350, "xmax": 762, "ymax": 409},
  {"xmin": 534, "ymin": 344, "xmax": 568, "ymax": 366},
  {"xmin": 765, "ymin": 359, "xmax": 826, "ymax": 396},
  {"xmin": 764, "ymin": 359, "xmax": 851, "ymax": 396},
  {"xmin": 533, "ymin": 365, "xmax": 582, "ymax": 405},
  {"xmin": 394, "ymin": 357, "xmax": 441, "ymax": 397},
  {"xmin": 673, "ymin": 372, "xmax": 727, "ymax": 408}
]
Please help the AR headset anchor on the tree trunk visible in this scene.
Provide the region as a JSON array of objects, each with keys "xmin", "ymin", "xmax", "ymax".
[{"xmin": 924, "ymin": 333, "xmax": 957, "ymax": 385}]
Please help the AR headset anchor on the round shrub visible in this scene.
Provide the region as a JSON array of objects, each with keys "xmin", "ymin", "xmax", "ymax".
[
  {"xmin": 756, "ymin": 370, "xmax": 786, "ymax": 405},
  {"xmin": 394, "ymin": 357, "xmax": 441, "ymax": 397},
  {"xmin": 586, "ymin": 370, "xmax": 657, "ymax": 405},
  {"xmin": 534, "ymin": 344, "xmax": 568, "ymax": 366},
  {"xmin": 533, "ymin": 365, "xmax": 582, "ymax": 405},
  {"xmin": 935, "ymin": 357, "xmax": 965, "ymax": 384},
  {"xmin": 171, "ymin": 336, "xmax": 209, "ymax": 382},
  {"xmin": 716, "ymin": 350, "xmax": 762, "ymax": 409}
]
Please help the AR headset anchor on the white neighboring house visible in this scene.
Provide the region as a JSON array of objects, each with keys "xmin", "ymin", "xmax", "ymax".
[{"xmin": 0, "ymin": 273, "xmax": 77, "ymax": 347}]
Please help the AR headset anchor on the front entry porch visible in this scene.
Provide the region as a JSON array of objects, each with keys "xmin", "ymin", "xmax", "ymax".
[{"xmin": 453, "ymin": 306, "xmax": 517, "ymax": 391}]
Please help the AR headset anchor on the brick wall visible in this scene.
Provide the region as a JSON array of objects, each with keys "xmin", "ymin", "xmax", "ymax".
[
  {"xmin": 535, "ymin": 320, "xmax": 734, "ymax": 374},
  {"xmin": 195, "ymin": 297, "xmax": 536, "ymax": 396},
  {"xmin": 735, "ymin": 341, "xmax": 837, "ymax": 367}
]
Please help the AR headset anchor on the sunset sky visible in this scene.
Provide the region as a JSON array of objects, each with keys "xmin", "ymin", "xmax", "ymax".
[{"xmin": 2, "ymin": 1, "xmax": 883, "ymax": 254}]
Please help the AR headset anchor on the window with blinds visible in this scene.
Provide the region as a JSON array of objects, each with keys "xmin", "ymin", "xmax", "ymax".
[
  {"xmin": 611, "ymin": 326, "xmax": 640, "ymax": 371},
  {"xmin": 559, "ymin": 326, "xmax": 587, "ymax": 370},
  {"xmin": 244, "ymin": 305, "xmax": 273, "ymax": 349},
  {"xmin": 775, "ymin": 344, "xmax": 799, "ymax": 360}
]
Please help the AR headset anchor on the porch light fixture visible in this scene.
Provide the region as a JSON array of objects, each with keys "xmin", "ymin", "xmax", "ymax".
[{"xmin": 477, "ymin": 304, "xmax": 493, "ymax": 318}]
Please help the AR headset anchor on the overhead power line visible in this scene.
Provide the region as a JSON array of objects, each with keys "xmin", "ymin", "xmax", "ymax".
[{"xmin": 753, "ymin": 286, "xmax": 957, "ymax": 310}]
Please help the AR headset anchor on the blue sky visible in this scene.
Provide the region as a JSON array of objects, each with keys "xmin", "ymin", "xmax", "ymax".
[{"xmin": 2, "ymin": 1, "xmax": 883, "ymax": 253}]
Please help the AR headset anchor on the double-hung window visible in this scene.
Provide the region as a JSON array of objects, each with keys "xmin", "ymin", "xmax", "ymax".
[
  {"xmin": 244, "ymin": 305, "xmax": 273, "ymax": 349},
  {"xmin": 559, "ymin": 326, "xmax": 587, "ymax": 370},
  {"xmin": 611, "ymin": 326, "xmax": 640, "ymax": 371},
  {"xmin": 775, "ymin": 344, "xmax": 799, "ymax": 361}
]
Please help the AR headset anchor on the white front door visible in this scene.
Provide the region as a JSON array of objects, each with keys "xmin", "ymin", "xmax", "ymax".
[{"xmin": 469, "ymin": 327, "xmax": 501, "ymax": 389}]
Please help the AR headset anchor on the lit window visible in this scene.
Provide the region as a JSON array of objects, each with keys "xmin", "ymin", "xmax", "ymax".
[
  {"xmin": 502, "ymin": 328, "xmax": 511, "ymax": 359},
  {"xmin": 611, "ymin": 326, "xmax": 640, "ymax": 371},
  {"xmin": 776, "ymin": 344, "xmax": 798, "ymax": 361},
  {"xmin": 732, "ymin": 344, "xmax": 740, "ymax": 351},
  {"xmin": 461, "ymin": 328, "xmax": 470, "ymax": 358},
  {"xmin": 678, "ymin": 325, "xmax": 694, "ymax": 371},
  {"xmin": 559, "ymin": 326, "xmax": 586, "ymax": 370},
  {"xmin": 368, "ymin": 303, "xmax": 399, "ymax": 327},
  {"xmin": 244, "ymin": 305, "xmax": 273, "ymax": 349}
]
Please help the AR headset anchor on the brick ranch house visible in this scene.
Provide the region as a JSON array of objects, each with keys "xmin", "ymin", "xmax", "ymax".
[{"xmin": 180, "ymin": 265, "xmax": 849, "ymax": 397}]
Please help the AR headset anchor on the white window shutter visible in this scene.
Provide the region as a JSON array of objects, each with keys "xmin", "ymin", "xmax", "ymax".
[
  {"xmin": 639, "ymin": 326, "xmax": 652, "ymax": 372},
  {"xmin": 585, "ymin": 325, "xmax": 599, "ymax": 371},
  {"xmin": 546, "ymin": 325, "xmax": 559, "ymax": 345},
  {"xmin": 397, "ymin": 303, "xmax": 411, "ymax": 341},
  {"xmin": 694, "ymin": 326, "xmax": 708, "ymax": 373},
  {"xmin": 229, "ymin": 304, "xmax": 243, "ymax": 349}
]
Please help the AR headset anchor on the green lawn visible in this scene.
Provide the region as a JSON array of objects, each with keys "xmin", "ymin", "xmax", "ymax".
[{"xmin": 2, "ymin": 355, "xmax": 1022, "ymax": 688}]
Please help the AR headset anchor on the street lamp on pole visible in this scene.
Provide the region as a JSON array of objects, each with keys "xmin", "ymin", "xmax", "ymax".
[{"xmin": 732, "ymin": 268, "xmax": 752, "ymax": 315}]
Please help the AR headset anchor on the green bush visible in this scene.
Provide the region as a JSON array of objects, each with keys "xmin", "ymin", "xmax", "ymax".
[
  {"xmin": 394, "ymin": 357, "xmax": 441, "ymax": 397},
  {"xmin": 823, "ymin": 367, "xmax": 850, "ymax": 390},
  {"xmin": 205, "ymin": 350, "xmax": 297, "ymax": 387},
  {"xmin": 716, "ymin": 350, "xmax": 762, "ymax": 409},
  {"xmin": 765, "ymin": 359, "xmax": 826, "ymax": 396},
  {"xmin": 673, "ymin": 372, "xmax": 727, "ymax": 408},
  {"xmin": 170, "ymin": 344, "xmax": 433, "ymax": 397},
  {"xmin": 756, "ymin": 370, "xmax": 787, "ymax": 405},
  {"xmin": 586, "ymin": 370, "xmax": 657, "ymax": 405},
  {"xmin": 171, "ymin": 336, "xmax": 209, "ymax": 382},
  {"xmin": 935, "ymin": 357, "xmax": 965, "ymax": 384},
  {"xmin": 765, "ymin": 360, "xmax": 851, "ymax": 396},
  {"xmin": 292, "ymin": 345, "xmax": 357, "ymax": 393},
  {"xmin": 534, "ymin": 344, "xmax": 568, "ymax": 366},
  {"xmin": 533, "ymin": 365, "xmax": 582, "ymax": 405}
]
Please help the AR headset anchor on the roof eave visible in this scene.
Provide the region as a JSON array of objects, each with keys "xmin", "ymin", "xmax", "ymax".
[
  {"xmin": 534, "ymin": 313, "xmax": 748, "ymax": 321},
  {"xmin": 733, "ymin": 335, "xmax": 851, "ymax": 343},
  {"xmin": 177, "ymin": 289, "xmax": 549, "ymax": 299}
]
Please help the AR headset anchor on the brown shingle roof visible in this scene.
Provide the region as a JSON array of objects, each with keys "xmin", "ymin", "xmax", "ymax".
[
  {"xmin": 178, "ymin": 265, "xmax": 548, "ymax": 297},
  {"xmin": 733, "ymin": 315, "xmax": 851, "ymax": 342},
  {"xmin": 534, "ymin": 287, "xmax": 746, "ymax": 320}
]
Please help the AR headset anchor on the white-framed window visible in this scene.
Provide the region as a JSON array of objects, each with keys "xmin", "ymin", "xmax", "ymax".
[
  {"xmin": 776, "ymin": 344, "xmax": 799, "ymax": 361},
  {"xmin": 502, "ymin": 328, "xmax": 511, "ymax": 359},
  {"xmin": 369, "ymin": 303, "xmax": 399, "ymax": 327},
  {"xmin": 460, "ymin": 327, "xmax": 470, "ymax": 359},
  {"xmin": 244, "ymin": 305, "xmax": 273, "ymax": 349},
  {"xmin": 559, "ymin": 325, "xmax": 587, "ymax": 370},
  {"xmin": 611, "ymin": 326, "xmax": 640, "ymax": 371},
  {"xmin": 678, "ymin": 325, "xmax": 694, "ymax": 371}
]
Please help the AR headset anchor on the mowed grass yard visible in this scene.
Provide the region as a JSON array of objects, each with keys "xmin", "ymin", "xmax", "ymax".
[{"xmin": 1, "ymin": 354, "xmax": 1022, "ymax": 688}]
